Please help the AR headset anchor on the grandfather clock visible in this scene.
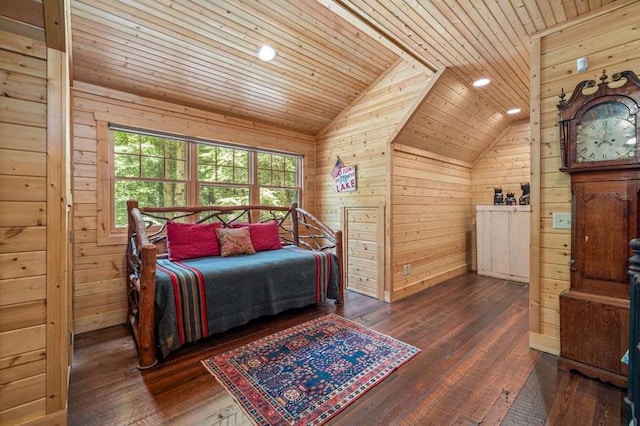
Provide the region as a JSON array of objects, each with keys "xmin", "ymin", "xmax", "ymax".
[{"xmin": 557, "ymin": 70, "xmax": 640, "ymax": 388}]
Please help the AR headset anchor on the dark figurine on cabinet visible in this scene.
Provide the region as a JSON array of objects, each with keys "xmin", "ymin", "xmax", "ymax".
[
  {"xmin": 505, "ymin": 192, "xmax": 517, "ymax": 205},
  {"xmin": 493, "ymin": 187, "xmax": 504, "ymax": 205},
  {"xmin": 519, "ymin": 182, "xmax": 530, "ymax": 205}
]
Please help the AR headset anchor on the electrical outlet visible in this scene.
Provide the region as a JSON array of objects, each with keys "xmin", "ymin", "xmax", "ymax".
[
  {"xmin": 403, "ymin": 264, "xmax": 411, "ymax": 276},
  {"xmin": 552, "ymin": 212, "xmax": 572, "ymax": 229}
]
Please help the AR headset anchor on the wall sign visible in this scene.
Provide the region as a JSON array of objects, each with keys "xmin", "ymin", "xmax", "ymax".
[{"xmin": 331, "ymin": 157, "xmax": 357, "ymax": 193}]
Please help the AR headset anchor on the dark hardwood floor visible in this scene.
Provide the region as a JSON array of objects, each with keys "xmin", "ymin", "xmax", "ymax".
[{"xmin": 68, "ymin": 273, "xmax": 627, "ymax": 425}]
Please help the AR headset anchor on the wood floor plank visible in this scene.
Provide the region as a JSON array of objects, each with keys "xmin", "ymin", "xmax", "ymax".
[{"xmin": 67, "ymin": 273, "xmax": 627, "ymax": 425}]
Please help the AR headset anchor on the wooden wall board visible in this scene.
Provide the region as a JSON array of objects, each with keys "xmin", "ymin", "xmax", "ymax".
[
  {"xmin": 391, "ymin": 145, "xmax": 471, "ymax": 301},
  {"xmin": 0, "ymin": 26, "xmax": 52, "ymax": 422},
  {"xmin": 530, "ymin": 1, "xmax": 640, "ymax": 354}
]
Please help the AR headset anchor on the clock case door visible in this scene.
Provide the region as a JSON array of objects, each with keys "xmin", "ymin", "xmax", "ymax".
[
  {"xmin": 571, "ymin": 173, "xmax": 640, "ymax": 299},
  {"xmin": 558, "ymin": 71, "xmax": 640, "ymax": 174}
]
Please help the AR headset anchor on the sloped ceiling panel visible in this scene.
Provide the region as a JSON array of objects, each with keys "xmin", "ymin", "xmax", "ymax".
[
  {"xmin": 393, "ymin": 68, "xmax": 510, "ymax": 164},
  {"xmin": 70, "ymin": 0, "xmax": 398, "ymax": 135}
]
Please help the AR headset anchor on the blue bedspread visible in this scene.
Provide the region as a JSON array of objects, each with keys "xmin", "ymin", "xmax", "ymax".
[{"xmin": 155, "ymin": 246, "xmax": 340, "ymax": 357}]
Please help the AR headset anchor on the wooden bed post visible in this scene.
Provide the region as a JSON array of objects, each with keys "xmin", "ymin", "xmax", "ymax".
[
  {"xmin": 335, "ymin": 228, "xmax": 345, "ymax": 306},
  {"xmin": 137, "ymin": 244, "xmax": 158, "ymax": 369}
]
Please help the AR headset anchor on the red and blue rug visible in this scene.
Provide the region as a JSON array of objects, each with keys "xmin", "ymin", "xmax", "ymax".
[{"xmin": 202, "ymin": 314, "xmax": 420, "ymax": 425}]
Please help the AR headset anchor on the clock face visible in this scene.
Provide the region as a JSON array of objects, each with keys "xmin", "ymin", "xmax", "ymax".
[{"xmin": 576, "ymin": 103, "xmax": 637, "ymax": 163}]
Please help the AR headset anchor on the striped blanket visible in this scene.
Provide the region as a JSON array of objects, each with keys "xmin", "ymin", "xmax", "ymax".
[{"xmin": 155, "ymin": 246, "xmax": 339, "ymax": 356}]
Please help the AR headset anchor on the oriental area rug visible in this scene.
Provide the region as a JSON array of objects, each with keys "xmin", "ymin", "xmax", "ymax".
[{"xmin": 202, "ymin": 314, "xmax": 420, "ymax": 426}]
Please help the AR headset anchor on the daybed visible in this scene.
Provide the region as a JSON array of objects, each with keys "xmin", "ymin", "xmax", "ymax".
[{"xmin": 126, "ymin": 201, "xmax": 344, "ymax": 369}]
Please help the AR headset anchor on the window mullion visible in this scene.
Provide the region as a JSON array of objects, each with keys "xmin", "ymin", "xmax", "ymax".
[{"xmin": 188, "ymin": 142, "xmax": 198, "ymax": 208}]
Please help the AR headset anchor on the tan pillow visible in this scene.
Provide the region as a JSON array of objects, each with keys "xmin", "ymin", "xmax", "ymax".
[{"xmin": 215, "ymin": 227, "xmax": 256, "ymax": 257}]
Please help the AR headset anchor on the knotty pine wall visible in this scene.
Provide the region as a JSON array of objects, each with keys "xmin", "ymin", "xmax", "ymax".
[
  {"xmin": 0, "ymin": 28, "xmax": 70, "ymax": 424},
  {"xmin": 530, "ymin": 2, "xmax": 640, "ymax": 354},
  {"xmin": 470, "ymin": 121, "xmax": 531, "ymax": 270},
  {"xmin": 316, "ymin": 59, "xmax": 435, "ymax": 301},
  {"xmin": 71, "ymin": 82, "xmax": 317, "ymax": 334},
  {"xmin": 390, "ymin": 144, "xmax": 471, "ymax": 300}
]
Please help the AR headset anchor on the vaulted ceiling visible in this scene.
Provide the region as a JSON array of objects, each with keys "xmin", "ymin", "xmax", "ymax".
[{"xmin": 69, "ymin": 0, "xmax": 625, "ymax": 138}]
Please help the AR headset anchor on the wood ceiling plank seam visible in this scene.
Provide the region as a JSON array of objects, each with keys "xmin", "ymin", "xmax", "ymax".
[
  {"xmin": 70, "ymin": 22, "xmax": 350, "ymax": 112},
  {"xmin": 470, "ymin": 119, "xmax": 524, "ymax": 167},
  {"xmin": 372, "ymin": 0, "xmax": 481, "ymax": 70},
  {"xmin": 442, "ymin": 67, "xmax": 525, "ymax": 119},
  {"xmin": 420, "ymin": 1, "xmax": 529, "ymax": 107},
  {"xmin": 72, "ymin": 61, "xmax": 324, "ymax": 133},
  {"xmin": 470, "ymin": 1, "xmax": 531, "ymax": 81},
  {"xmin": 144, "ymin": 0, "xmax": 372, "ymax": 93},
  {"xmin": 476, "ymin": 0, "xmax": 531, "ymax": 70},
  {"xmin": 432, "ymin": 72, "xmax": 510, "ymax": 126},
  {"xmin": 182, "ymin": 0, "xmax": 384, "ymax": 86},
  {"xmin": 337, "ymin": 71, "xmax": 432, "ymax": 114},
  {"xmin": 73, "ymin": 89, "xmax": 318, "ymax": 143},
  {"xmin": 72, "ymin": 80, "xmax": 322, "ymax": 138},
  {"xmin": 227, "ymin": 0, "xmax": 393, "ymax": 81},
  {"xmin": 340, "ymin": 0, "xmax": 454, "ymax": 69},
  {"xmin": 494, "ymin": 0, "xmax": 534, "ymax": 53},
  {"xmin": 72, "ymin": 1, "xmax": 359, "ymax": 102},
  {"xmin": 506, "ymin": 0, "xmax": 538, "ymax": 34},
  {"xmin": 70, "ymin": 30, "xmax": 341, "ymax": 120},
  {"xmin": 524, "ymin": 0, "xmax": 557, "ymax": 28},
  {"xmin": 127, "ymin": 0, "xmax": 366, "ymax": 99},
  {"xmin": 408, "ymin": 102, "xmax": 504, "ymax": 142},
  {"xmin": 443, "ymin": 1, "xmax": 530, "ymax": 94},
  {"xmin": 72, "ymin": 60, "xmax": 336, "ymax": 133},
  {"xmin": 562, "ymin": 0, "xmax": 579, "ymax": 18},
  {"xmin": 397, "ymin": 122, "xmax": 486, "ymax": 151},
  {"xmin": 296, "ymin": 0, "xmax": 398, "ymax": 65},
  {"xmin": 401, "ymin": 120, "xmax": 494, "ymax": 156},
  {"xmin": 547, "ymin": 0, "xmax": 568, "ymax": 22},
  {"xmin": 576, "ymin": 0, "xmax": 592, "ymax": 14}
]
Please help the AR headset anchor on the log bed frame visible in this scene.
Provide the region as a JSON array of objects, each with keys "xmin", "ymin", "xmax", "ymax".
[{"xmin": 126, "ymin": 200, "xmax": 344, "ymax": 369}]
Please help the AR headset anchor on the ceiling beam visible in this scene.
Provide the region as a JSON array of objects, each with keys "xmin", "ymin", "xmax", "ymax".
[
  {"xmin": 314, "ymin": 0, "xmax": 437, "ymax": 74},
  {"xmin": 43, "ymin": 0, "xmax": 66, "ymax": 51}
]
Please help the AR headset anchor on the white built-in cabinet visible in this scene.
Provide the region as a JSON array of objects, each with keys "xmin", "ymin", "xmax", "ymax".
[{"xmin": 476, "ymin": 205, "xmax": 530, "ymax": 283}]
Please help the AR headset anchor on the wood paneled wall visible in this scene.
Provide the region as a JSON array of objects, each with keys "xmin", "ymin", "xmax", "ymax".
[
  {"xmin": 316, "ymin": 59, "xmax": 435, "ymax": 300},
  {"xmin": 71, "ymin": 82, "xmax": 317, "ymax": 334},
  {"xmin": 0, "ymin": 26, "xmax": 70, "ymax": 425},
  {"xmin": 390, "ymin": 145, "xmax": 471, "ymax": 300},
  {"xmin": 530, "ymin": 2, "xmax": 640, "ymax": 354},
  {"xmin": 0, "ymin": 29, "xmax": 49, "ymax": 425},
  {"xmin": 470, "ymin": 121, "xmax": 531, "ymax": 270}
]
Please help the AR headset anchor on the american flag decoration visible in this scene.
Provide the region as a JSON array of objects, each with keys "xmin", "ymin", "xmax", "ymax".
[{"xmin": 330, "ymin": 157, "xmax": 345, "ymax": 179}]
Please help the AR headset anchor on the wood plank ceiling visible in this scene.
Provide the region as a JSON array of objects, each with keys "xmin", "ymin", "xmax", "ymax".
[{"xmin": 70, "ymin": 0, "xmax": 626, "ymax": 136}]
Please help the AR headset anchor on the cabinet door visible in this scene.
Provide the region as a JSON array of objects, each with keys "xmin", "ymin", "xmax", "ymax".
[
  {"xmin": 509, "ymin": 211, "xmax": 530, "ymax": 280},
  {"xmin": 572, "ymin": 179, "xmax": 638, "ymax": 299}
]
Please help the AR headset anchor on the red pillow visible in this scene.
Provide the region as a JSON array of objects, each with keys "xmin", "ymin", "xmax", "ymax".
[
  {"xmin": 232, "ymin": 221, "xmax": 282, "ymax": 252},
  {"xmin": 249, "ymin": 221, "xmax": 283, "ymax": 252},
  {"xmin": 166, "ymin": 221, "xmax": 222, "ymax": 261}
]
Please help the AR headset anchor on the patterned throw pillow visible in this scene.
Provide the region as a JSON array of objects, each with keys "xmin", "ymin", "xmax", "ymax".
[{"xmin": 216, "ymin": 227, "xmax": 256, "ymax": 257}]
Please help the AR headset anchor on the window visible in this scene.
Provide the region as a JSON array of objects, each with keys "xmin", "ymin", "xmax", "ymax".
[{"xmin": 109, "ymin": 127, "xmax": 301, "ymax": 230}]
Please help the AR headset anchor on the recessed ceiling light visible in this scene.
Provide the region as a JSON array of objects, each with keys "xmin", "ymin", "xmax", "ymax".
[
  {"xmin": 257, "ymin": 44, "xmax": 277, "ymax": 62},
  {"xmin": 473, "ymin": 78, "xmax": 490, "ymax": 87},
  {"xmin": 507, "ymin": 108, "xmax": 521, "ymax": 114}
]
